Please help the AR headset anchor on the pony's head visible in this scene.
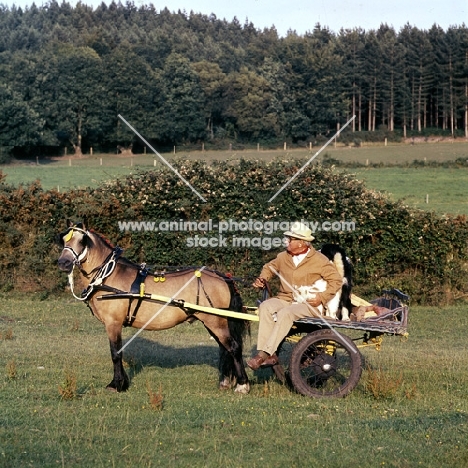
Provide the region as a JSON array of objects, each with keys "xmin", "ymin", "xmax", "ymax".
[{"xmin": 57, "ymin": 221, "xmax": 90, "ymax": 273}]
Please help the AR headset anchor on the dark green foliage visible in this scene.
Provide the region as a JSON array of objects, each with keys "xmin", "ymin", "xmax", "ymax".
[
  {"xmin": 0, "ymin": 4, "xmax": 467, "ymax": 154},
  {"xmin": 0, "ymin": 147, "xmax": 12, "ymax": 164},
  {"xmin": 0, "ymin": 162, "xmax": 467, "ymax": 305}
]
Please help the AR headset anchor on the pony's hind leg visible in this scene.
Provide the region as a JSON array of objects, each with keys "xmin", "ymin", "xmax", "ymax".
[
  {"xmin": 219, "ymin": 334, "xmax": 251, "ymax": 394},
  {"xmin": 201, "ymin": 315, "xmax": 250, "ymax": 394},
  {"xmin": 105, "ymin": 322, "xmax": 130, "ymax": 392}
]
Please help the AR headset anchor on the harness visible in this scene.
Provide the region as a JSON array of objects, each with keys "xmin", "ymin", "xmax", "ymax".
[
  {"xmin": 64, "ymin": 227, "xmax": 124, "ymax": 301},
  {"xmin": 124, "ymin": 263, "xmax": 149, "ymax": 326},
  {"xmin": 62, "ymin": 227, "xmax": 238, "ymax": 325},
  {"xmin": 196, "ymin": 270, "xmax": 215, "ymax": 308}
]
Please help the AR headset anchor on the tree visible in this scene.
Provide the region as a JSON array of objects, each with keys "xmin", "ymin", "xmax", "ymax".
[
  {"xmin": 158, "ymin": 53, "xmax": 206, "ymax": 142},
  {"xmin": 399, "ymin": 25, "xmax": 433, "ymax": 132},
  {"xmin": 445, "ymin": 26, "xmax": 468, "ymax": 136},
  {"xmin": 376, "ymin": 25, "xmax": 404, "ymax": 132},
  {"xmin": 337, "ymin": 28, "xmax": 366, "ymax": 131},
  {"xmin": 258, "ymin": 57, "xmax": 310, "ymax": 142},
  {"xmin": 280, "ymin": 26, "xmax": 348, "ymax": 136},
  {"xmin": 101, "ymin": 46, "xmax": 164, "ymax": 148},
  {"xmin": 191, "ymin": 61, "xmax": 226, "ymax": 139},
  {"xmin": 222, "ymin": 66, "xmax": 279, "ymax": 140},
  {"xmin": 32, "ymin": 45, "xmax": 105, "ymax": 155},
  {"xmin": 0, "ymin": 84, "xmax": 43, "ymax": 147}
]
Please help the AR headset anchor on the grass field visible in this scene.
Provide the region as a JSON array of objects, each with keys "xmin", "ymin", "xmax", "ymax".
[
  {"xmin": 1, "ymin": 142, "xmax": 467, "ymax": 466},
  {"xmin": 1, "ymin": 294, "xmax": 467, "ymax": 467},
  {"xmin": 1, "ymin": 141, "xmax": 468, "ymax": 215},
  {"xmin": 351, "ymin": 167, "xmax": 468, "ymax": 215}
]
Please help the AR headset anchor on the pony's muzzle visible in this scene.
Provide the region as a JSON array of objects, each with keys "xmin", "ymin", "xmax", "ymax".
[{"xmin": 58, "ymin": 255, "xmax": 74, "ymax": 273}]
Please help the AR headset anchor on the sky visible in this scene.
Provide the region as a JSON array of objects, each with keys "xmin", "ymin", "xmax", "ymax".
[{"xmin": 3, "ymin": 0, "xmax": 467, "ymax": 36}]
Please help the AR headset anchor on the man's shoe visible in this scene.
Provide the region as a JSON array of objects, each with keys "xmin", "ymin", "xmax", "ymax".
[
  {"xmin": 261, "ymin": 354, "xmax": 279, "ymax": 367},
  {"xmin": 246, "ymin": 354, "xmax": 265, "ymax": 371}
]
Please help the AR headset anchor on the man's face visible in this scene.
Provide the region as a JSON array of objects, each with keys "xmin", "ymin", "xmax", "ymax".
[{"xmin": 285, "ymin": 236, "xmax": 308, "ymax": 255}]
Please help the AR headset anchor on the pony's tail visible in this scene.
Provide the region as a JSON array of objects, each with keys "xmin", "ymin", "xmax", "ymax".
[
  {"xmin": 227, "ymin": 281, "xmax": 249, "ymax": 341},
  {"xmin": 219, "ymin": 277, "xmax": 249, "ymax": 384}
]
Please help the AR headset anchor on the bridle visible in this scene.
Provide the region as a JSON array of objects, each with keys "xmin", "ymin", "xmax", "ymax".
[
  {"xmin": 61, "ymin": 226, "xmax": 90, "ymax": 268},
  {"xmin": 61, "ymin": 226, "xmax": 123, "ymax": 301}
]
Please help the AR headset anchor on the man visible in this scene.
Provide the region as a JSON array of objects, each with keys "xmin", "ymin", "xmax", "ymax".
[{"xmin": 247, "ymin": 222, "xmax": 343, "ymax": 370}]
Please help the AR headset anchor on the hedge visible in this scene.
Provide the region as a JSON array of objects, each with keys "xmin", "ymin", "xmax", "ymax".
[{"xmin": 0, "ymin": 161, "xmax": 467, "ymax": 305}]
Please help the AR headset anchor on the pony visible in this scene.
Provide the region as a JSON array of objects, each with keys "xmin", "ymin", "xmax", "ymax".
[{"xmin": 57, "ymin": 222, "xmax": 250, "ymax": 394}]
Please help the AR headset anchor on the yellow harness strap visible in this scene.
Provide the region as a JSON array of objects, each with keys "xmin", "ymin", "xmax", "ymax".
[{"xmin": 148, "ymin": 294, "xmax": 260, "ymax": 322}]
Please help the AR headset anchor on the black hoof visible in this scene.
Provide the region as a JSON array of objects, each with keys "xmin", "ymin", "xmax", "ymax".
[{"xmin": 106, "ymin": 379, "xmax": 129, "ymax": 392}]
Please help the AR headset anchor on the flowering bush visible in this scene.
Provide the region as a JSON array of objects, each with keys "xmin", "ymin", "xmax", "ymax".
[{"xmin": 0, "ymin": 161, "xmax": 467, "ymax": 305}]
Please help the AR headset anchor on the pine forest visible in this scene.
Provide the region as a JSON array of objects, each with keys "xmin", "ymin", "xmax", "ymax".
[{"xmin": 0, "ymin": 1, "xmax": 467, "ymax": 156}]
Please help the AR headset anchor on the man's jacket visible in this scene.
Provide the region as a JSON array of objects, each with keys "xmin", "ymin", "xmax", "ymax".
[{"xmin": 259, "ymin": 248, "xmax": 343, "ymax": 305}]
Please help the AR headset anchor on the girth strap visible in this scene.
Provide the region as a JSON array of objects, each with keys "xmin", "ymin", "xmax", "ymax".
[
  {"xmin": 130, "ymin": 263, "xmax": 148, "ymax": 294},
  {"xmin": 125, "ymin": 264, "xmax": 149, "ymax": 326},
  {"xmin": 196, "ymin": 275, "xmax": 214, "ymax": 308}
]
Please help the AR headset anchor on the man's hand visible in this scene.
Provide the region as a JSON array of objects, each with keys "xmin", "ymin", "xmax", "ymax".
[
  {"xmin": 306, "ymin": 293, "xmax": 322, "ymax": 308},
  {"xmin": 252, "ymin": 277, "xmax": 266, "ymax": 289}
]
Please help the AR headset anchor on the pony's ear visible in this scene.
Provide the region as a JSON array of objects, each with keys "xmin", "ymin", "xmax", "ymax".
[
  {"xmin": 66, "ymin": 219, "xmax": 74, "ymax": 228},
  {"xmin": 57, "ymin": 227, "xmax": 70, "ymax": 246}
]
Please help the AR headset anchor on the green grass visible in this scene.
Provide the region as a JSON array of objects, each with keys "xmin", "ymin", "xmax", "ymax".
[
  {"xmin": 1, "ymin": 141, "xmax": 468, "ymax": 214},
  {"xmin": 0, "ymin": 155, "xmax": 157, "ymax": 191},
  {"xmin": 350, "ymin": 167, "xmax": 468, "ymax": 215},
  {"xmin": 1, "ymin": 294, "xmax": 467, "ymax": 467}
]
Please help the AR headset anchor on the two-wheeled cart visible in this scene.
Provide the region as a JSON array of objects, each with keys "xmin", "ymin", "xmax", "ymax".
[
  {"xmin": 271, "ymin": 288, "xmax": 409, "ymax": 398},
  {"xmin": 137, "ymin": 287, "xmax": 409, "ymax": 398}
]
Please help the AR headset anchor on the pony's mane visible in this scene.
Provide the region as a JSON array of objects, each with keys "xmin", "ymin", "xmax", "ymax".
[{"xmin": 89, "ymin": 229, "xmax": 116, "ymax": 249}]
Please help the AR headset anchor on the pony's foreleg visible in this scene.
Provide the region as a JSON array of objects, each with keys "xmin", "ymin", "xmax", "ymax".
[{"xmin": 105, "ymin": 322, "xmax": 130, "ymax": 392}]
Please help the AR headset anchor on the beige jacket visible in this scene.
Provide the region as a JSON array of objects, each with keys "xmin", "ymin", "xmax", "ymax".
[{"xmin": 259, "ymin": 248, "xmax": 343, "ymax": 305}]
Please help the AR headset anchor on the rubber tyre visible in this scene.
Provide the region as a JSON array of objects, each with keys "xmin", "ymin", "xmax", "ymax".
[{"xmin": 289, "ymin": 329, "xmax": 362, "ymax": 398}]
